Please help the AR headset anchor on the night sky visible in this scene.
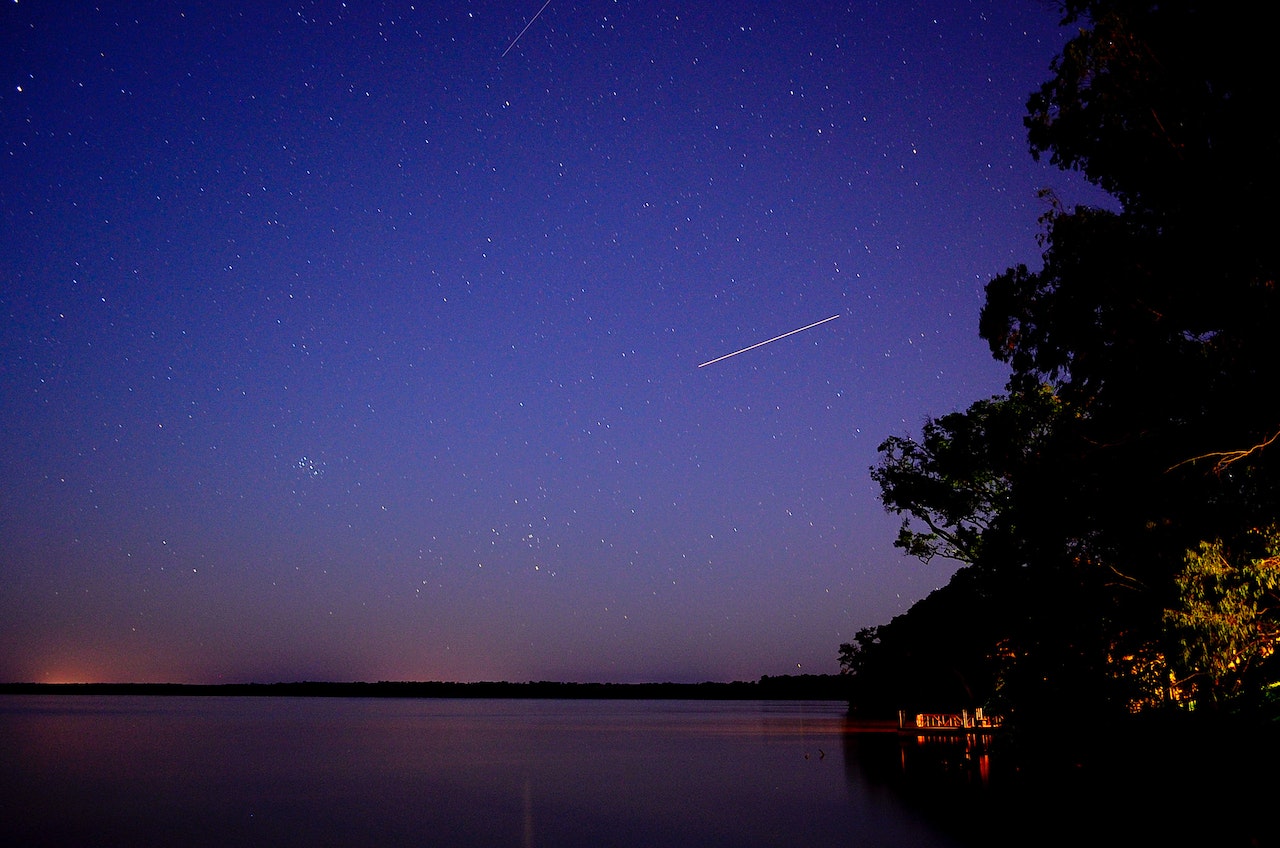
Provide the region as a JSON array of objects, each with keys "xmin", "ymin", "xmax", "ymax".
[{"xmin": 1, "ymin": 1, "xmax": 1108, "ymax": 685}]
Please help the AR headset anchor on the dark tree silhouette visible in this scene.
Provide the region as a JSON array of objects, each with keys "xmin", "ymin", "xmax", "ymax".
[{"xmin": 857, "ymin": 0, "xmax": 1280, "ymax": 727}]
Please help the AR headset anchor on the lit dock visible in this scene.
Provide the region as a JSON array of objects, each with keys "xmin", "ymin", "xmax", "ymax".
[{"xmin": 898, "ymin": 709, "xmax": 1003, "ymax": 735}]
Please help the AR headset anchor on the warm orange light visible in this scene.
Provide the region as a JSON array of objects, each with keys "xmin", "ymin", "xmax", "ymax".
[{"xmin": 39, "ymin": 671, "xmax": 97, "ymax": 685}]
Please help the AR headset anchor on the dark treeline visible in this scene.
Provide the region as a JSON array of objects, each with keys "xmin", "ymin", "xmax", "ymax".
[
  {"xmin": 0, "ymin": 674, "xmax": 850, "ymax": 701},
  {"xmin": 843, "ymin": 0, "xmax": 1280, "ymax": 758}
]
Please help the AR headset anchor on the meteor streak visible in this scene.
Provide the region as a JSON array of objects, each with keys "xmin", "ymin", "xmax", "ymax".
[
  {"xmin": 502, "ymin": 0, "xmax": 554, "ymax": 58},
  {"xmin": 698, "ymin": 314, "xmax": 840, "ymax": 368}
]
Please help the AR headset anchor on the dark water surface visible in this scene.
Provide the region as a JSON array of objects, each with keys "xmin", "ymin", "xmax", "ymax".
[{"xmin": 1, "ymin": 696, "xmax": 961, "ymax": 848}]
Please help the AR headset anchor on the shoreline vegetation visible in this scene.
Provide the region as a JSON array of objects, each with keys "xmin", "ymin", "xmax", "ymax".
[{"xmin": 0, "ymin": 673, "xmax": 851, "ymax": 701}]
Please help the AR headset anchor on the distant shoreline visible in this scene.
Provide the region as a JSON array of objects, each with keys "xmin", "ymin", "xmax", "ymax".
[{"xmin": 0, "ymin": 675, "xmax": 851, "ymax": 701}]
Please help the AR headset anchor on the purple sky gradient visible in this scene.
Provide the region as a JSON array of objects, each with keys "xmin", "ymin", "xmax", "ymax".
[{"xmin": 1, "ymin": 0, "xmax": 1110, "ymax": 684}]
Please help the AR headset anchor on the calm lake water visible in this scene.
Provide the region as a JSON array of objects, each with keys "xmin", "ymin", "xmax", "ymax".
[{"xmin": 0, "ymin": 696, "xmax": 968, "ymax": 848}]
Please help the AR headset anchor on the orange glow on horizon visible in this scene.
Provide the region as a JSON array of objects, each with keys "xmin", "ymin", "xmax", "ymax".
[{"xmin": 37, "ymin": 670, "xmax": 100, "ymax": 685}]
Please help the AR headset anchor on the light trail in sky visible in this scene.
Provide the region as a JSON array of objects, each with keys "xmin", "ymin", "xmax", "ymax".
[
  {"xmin": 697, "ymin": 314, "xmax": 841, "ymax": 368},
  {"xmin": 502, "ymin": 0, "xmax": 554, "ymax": 57}
]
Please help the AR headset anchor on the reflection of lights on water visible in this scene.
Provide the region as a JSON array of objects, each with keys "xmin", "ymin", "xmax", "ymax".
[
  {"xmin": 900, "ymin": 732, "xmax": 995, "ymax": 788},
  {"xmin": 522, "ymin": 778, "xmax": 534, "ymax": 848}
]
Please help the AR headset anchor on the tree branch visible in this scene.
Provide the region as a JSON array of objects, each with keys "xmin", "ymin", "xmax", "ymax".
[{"xmin": 1168, "ymin": 428, "xmax": 1280, "ymax": 475}]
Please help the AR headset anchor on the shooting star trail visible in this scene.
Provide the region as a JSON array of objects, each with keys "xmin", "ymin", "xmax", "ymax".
[
  {"xmin": 502, "ymin": 0, "xmax": 553, "ymax": 57},
  {"xmin": 698, "ymin": 314, "xmax": 841, "ymax": 368}
]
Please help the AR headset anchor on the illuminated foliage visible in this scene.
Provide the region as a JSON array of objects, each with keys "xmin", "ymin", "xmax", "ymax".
[
  {"xmin": 1166, "ymin": 527, "xmax": 1280, "ymax": 703},
  {"xmin": 861, "ymin": 0, "xmax": 1280, "ymax": 725}
]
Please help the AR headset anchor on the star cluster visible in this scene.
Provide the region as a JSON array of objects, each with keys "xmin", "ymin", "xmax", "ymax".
[{"xmin": 1, "ymin": 1, "xmax": 1107, "ymax": 684}]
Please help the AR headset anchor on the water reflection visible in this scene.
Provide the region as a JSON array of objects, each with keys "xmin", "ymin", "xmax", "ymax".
[
  {"xmin": 841, "ymin": 716, "xmax": 1279, "ymax": 848},
  {"xmin": 846, "ymin": 724, "xmax": 1049, "ymax": 848},
  {"xmin": 898, "ymin": 731, "xmax": 995, "ymax": 788},
  {"xmin": 2, "ymin": 696, "xmax": 967, "ymax": 848}
]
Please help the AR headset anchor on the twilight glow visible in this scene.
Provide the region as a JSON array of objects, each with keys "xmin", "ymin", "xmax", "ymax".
[{"xmin": 0, "ymin": 1, "xmax": 1108, "ymax": 684}]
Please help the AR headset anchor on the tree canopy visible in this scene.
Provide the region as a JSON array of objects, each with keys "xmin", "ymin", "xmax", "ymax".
[{"xmin": 848, "ymin": 0, "xmax": 1280, "ymax": 726}]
